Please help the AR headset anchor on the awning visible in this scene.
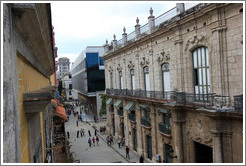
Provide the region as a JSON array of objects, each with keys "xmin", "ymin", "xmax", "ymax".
[
  {"xmin": 158, "ymin": 108, "xmax": 168, "ymax": 114},
  {"xmin": 51, "ymin": 99, "xmax": 58, "ymax": 104},
  {"xmin": 106, "ymin": 98, "xmax": 113, "ymax": 105},
  {"xmin": 124, "ymin": 101, "xmax": 135, "ymax": 111},
  {"xmin": 114, "ymin": 100, "xmax": 122, "ymax": 107},
  {"xmin": 140, "ymin": 104, "xmax": 149, "ymax": 110},
  {"xmin": 55, "ymin": 106, "xmax": 68, "ymax": 122},
  {"xmin": 57, "ymin": 103, "xmax": 64, "ymax": 107}
]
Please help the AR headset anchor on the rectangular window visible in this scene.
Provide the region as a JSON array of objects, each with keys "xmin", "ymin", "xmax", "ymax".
[
  {"xmin": 145, "ymin": 73, "xmax": 150, "ymax": 91},
  {"xmin": 110, "ymin": 73, "xmax": 113, "ymax": 89},
  {"xmin": 131, "ymin": 75, "xmax": 135, "ymax": 90},
  {"xmin": 99, "ymin": 57, "xmax": 104, "ymax": 66}
]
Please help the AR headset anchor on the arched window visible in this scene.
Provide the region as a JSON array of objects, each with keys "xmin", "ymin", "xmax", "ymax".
[
  {"xmin": 161, "ymin": 63, "xmax": 171, "ymax": 99},
  {"xmin": 130, "ymin": 70, "xmax": 135, "ymax": 91},
  {"xmin": 119, "ymin": 71, "xmax": 123, "ymax": 90},
  {"xmin": 192, "ymin": 47, "xmax": 210, "ymax": 100},
  {"xmin": 144, "ymin": 66, "xmax": 150, "ymax": 97}
]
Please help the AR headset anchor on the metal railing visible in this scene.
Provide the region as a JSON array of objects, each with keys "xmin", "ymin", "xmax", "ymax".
[
  {"xmin": 106, "ymin": 88, "xmax": 243, "ymax": 111},
  {"xmin": 127, "ymin": 31, "xmax": 135, "ymax": 41},
  {"xmin": 141, "ymin": 117, "xmax": 151, "ymax": 127},
  {"xmin": 158, "ymin": 122, "xmax": 171, "ymax": 135},
  {"xmin": 128, "ymin": 113, "xmax": 136, "ymax": 122},
  {"xmin": 117, "ymin": 109, "xmax": 123, "ymax": 116},
  {"xmin": 185, "ymin": 3, "xmax": 200, "ymax": 10},
  {"xmin": 154, "ymin": 7, "xmax": 177, "ymax": 26}
]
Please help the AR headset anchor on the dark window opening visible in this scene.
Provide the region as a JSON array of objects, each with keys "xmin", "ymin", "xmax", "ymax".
[
  {"xmin": 239, "ymin": 8, "xmax": 243, "ymax": 13},
  {"xmin": 194, "ymin": 69, "xmax": 198, "ymax": 85},
  {"xmin": 194, "ymin": 142, "xmax": 213, "ymax": 163}
]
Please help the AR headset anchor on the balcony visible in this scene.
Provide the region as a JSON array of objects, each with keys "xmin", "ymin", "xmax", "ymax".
[
  {"xmin": 105, "ymin": 88, "xmax": 243, "ymax": 111},
  {"xmin": 158, "ymin": 122, "xmax": 171, "ymax": 135},
  {"xmin": 128, "ymin": 113, "xmax": 136, "ymax": 122},
  {"xmin": 117, "ymin": 109, "xmax": 123, "ymax": 117},
  {"xmin": 141, "ymin": 117, "xmax": 151, "ymax": 128}
]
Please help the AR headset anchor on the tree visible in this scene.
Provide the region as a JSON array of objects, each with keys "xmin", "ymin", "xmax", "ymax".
[{"xmin": 99, "ymin": 94, "xmax": 106, "ymax": 117}]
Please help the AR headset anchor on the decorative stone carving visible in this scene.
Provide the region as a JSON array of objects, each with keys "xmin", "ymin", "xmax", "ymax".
[
  {"xmin": 157, "ymin": 50, "xmax": 170, "ymax": 64},
  {"xmin": 127, "ymin": 60, "xmax": 135, "ymax": 70},
  {"xmin": 140, "ymin": 56, "xmax": 149, "ymax": 67},
  {"xmin": 116, "ymin": 64, "xmax": 122, "ymax": 71},
  {"xmin": 197, "ymin": 119, "xmax": 202, "ymax": 130},
  {"xmin": 136, "ymin": 17, "xmax": 139, "ymax": 25},
  {"xmin": 185, "ymin": 33, "xmax": 208, "ymax": 51},
  {"xmin": 108, "ymin": 66, "xmax": 113, "ymax": 73}
]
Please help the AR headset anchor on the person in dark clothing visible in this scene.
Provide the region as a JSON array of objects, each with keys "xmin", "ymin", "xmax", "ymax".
[
  {"xmin": 139, "ymin": 155, "xmax": 144, "ymax": 163},
  {"xmin": 126, "ymin": 146, "xmax": 130, "ymax": 159},
  {"xmin": 67, "ymin": 131, "xmax": 70, "ymax": 139},
  {"xmin": 76, "ymin": 120, "xmax": 78, "ymax": 126},
  {"xmin": 94, "ymin": 129, "xmax": 97, "ymax": 136},
  {"xmin": 77, "ymin": 130, "xmax": 79, "ymax": 138},
  {"xmin": 88, "ymin": 130, "xmax": 91, "ymax": 137}
]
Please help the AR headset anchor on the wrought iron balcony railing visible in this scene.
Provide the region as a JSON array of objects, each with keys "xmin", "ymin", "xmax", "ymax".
[
  {"xmin": 128, "ymin": 113, "xmax": 136, "ymax": 122},
  {"xmin": 158, "ymin": 122, "xmax": 171, "ymax": 135},
  {"xmin": 117, "ymin": 109, "xmax": 123, "ymax": 116},
  {"xmin": 141, "ymin": 117, "xmax": 151, "ymax": 127},
  {"xmin": 105, "ymin": 88, "xmax": 243, "ymax": 112}
]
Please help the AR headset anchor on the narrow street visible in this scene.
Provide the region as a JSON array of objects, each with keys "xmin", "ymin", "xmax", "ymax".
[{"xmin": 64, "ymin": 103, "xmax": 128, "ymax": 163}]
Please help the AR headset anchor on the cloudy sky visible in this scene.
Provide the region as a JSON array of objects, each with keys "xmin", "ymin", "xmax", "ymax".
[{"xmin": 51, "ymin": 1, "xmax": 180, "ymax": 64}]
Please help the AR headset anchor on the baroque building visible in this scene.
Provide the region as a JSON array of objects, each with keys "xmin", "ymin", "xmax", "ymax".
[
  {"xmin": 102, "ymin": 3, "xmax": 243, "ymax": 163},
  {"xmin": 57, "ymin": 57, "xmax": 70, "ymax": 79}
]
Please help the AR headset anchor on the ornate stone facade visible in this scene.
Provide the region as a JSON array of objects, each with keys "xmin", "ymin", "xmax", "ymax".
[{"xmin": 102, "ymin": 3, "xmax": 243, "ymax": 163}]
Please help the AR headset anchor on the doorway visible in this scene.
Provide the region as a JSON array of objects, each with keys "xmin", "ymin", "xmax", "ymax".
[{"xmin": 194, "ymin": 141, "xmax": 213, "ymax": 163}]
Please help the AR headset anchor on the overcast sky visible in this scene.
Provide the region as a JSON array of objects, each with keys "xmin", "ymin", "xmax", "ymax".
[{"xmin": 51, "ymin": 1, "xmax": 179, "ymax": 64}]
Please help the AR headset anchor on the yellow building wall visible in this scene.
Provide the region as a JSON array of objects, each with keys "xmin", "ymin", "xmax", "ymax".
[
  {"xmin": 17, "ymin": 53, "xmax": 50, "ymax": 163},
  {"xmin": 50, "ymin": 73, "xmax": 55, "ymax": 86},
  {"xmin": 40, "ymin": 112, "xmax": 45, "ymax": 163}
]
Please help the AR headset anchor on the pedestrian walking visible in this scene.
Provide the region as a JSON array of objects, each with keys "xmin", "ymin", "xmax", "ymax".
[
  {"xmin": 82, "ymin": 129, "xmax": 85, "ymax": 136},
  {"xmin": 88, "ymin": 138, "xmax": 92, "ymax": 147},
  {"xmin": 76, "ymin": 120, "xmax": 78, "ymax": 126},
  {"xmin": 106, "ymin": 136, "xmax": 110, "ymax": 146},
  {"xmin": 118, "ymin": 138, "xmax": 121, "ymax": 148},
  {"xmin": 88, "ymin": 130, "xmax": 91, "ymax": 137},
  {"xmin": 92, "ymin": 137, "xmax": 95, "ymax": 146},
  {"xmin": 96, "ymin": 136, "xmax": 99, "ymax": 146},
  {"xmin": 94, "ymin": 129, "xmax": 97, "ymax": 136},
  {"xmin": 67, "ymin": 131, "xmax": 70, "ymax": 139},
  {"xmin": 94, "ymin": 116, "xmax": 96, "ymax": 123},
  {"xmin": 80, "ymin": 128, "xmax": 83, "ymax": 137},
  {"xmin": 110, "ymin": 135, "xmax": 114, "ymax": 144},
  {"xmin": 77, "ymin": 130, "xmax": 79, "ymax": 138},
  {"xmin": 139, "ymin": 155, "xmax": 144, "ymax": 163},
  {"xmin": 126, "ymin": 146, "xmax": 130, "ymax": 159}
]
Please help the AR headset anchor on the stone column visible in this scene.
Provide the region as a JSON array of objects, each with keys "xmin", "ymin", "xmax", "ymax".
[
  {"xmin": 150, "ymin": 105, "xmax": 157, "ymax": 161},
  {"xmin": 136, "ymin": 102, "xmax": 143, "ymax": 156},
  {"xmin": 172, "ymin": 109, "xmax": 184, "ymax": 163},
  {"xmin": 123, "ymin": 100, "xmax": 129, "ymax": 146},
  {"xmin": 211, "ymin": 131, "xmax": 222, "ymax": 163},
  {"xmin": 148, "ymin": 7, "xmax": 155, "ymax": 34}
]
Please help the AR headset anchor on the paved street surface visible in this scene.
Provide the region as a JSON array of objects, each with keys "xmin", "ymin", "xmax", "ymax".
[{"xmin": 65, "ymin": 103, "xmax": 140, "ymax": 163}]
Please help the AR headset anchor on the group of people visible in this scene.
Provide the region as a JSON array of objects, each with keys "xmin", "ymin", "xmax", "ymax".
[
  {"xmin": 88, "ymin": 136, "xmax": 100, "ymax": 147},
  {"xmin": 106, "ymin": 135, "xmax": 114, "ymax": 146},
  {"xmin": 117, "ymin": 137, "xmax": 125, "ymax": 148}
]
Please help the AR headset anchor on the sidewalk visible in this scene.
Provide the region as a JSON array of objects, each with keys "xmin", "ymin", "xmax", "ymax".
[{"xmin": 71, "ymin": 103, "xmax": 139, "ymax": 163}]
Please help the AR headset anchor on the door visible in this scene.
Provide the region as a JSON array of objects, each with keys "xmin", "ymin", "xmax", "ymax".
[
  {"xmin": 112, "ymin": 117, "xmax": 115, "ymax": 135},
  {"xmin": 194, "ymin": 141, "xmax": 213, "ymax": 163},
  {"xmin": 165, "ymin": 144, "xmax": 173, "ymax": 163},
  {"xmin": 146, "ymin": 135, "xmax": 152, "ymax": 160}
]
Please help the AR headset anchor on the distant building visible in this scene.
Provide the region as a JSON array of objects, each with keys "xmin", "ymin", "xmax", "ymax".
[
  {"xmin": 61, "ymin": 73, "xmax": 73, "ymax": 101},
  {"xmin": 71, "ymin": 46, "xmax": 105, "ymax": 115},
  {"xmin": 57, "ymin": 57, "xmax": 70, "ymax": 79},
  {"xmin": 103, "ymin": 3, "xmax": 243, "ymax": 163}
]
